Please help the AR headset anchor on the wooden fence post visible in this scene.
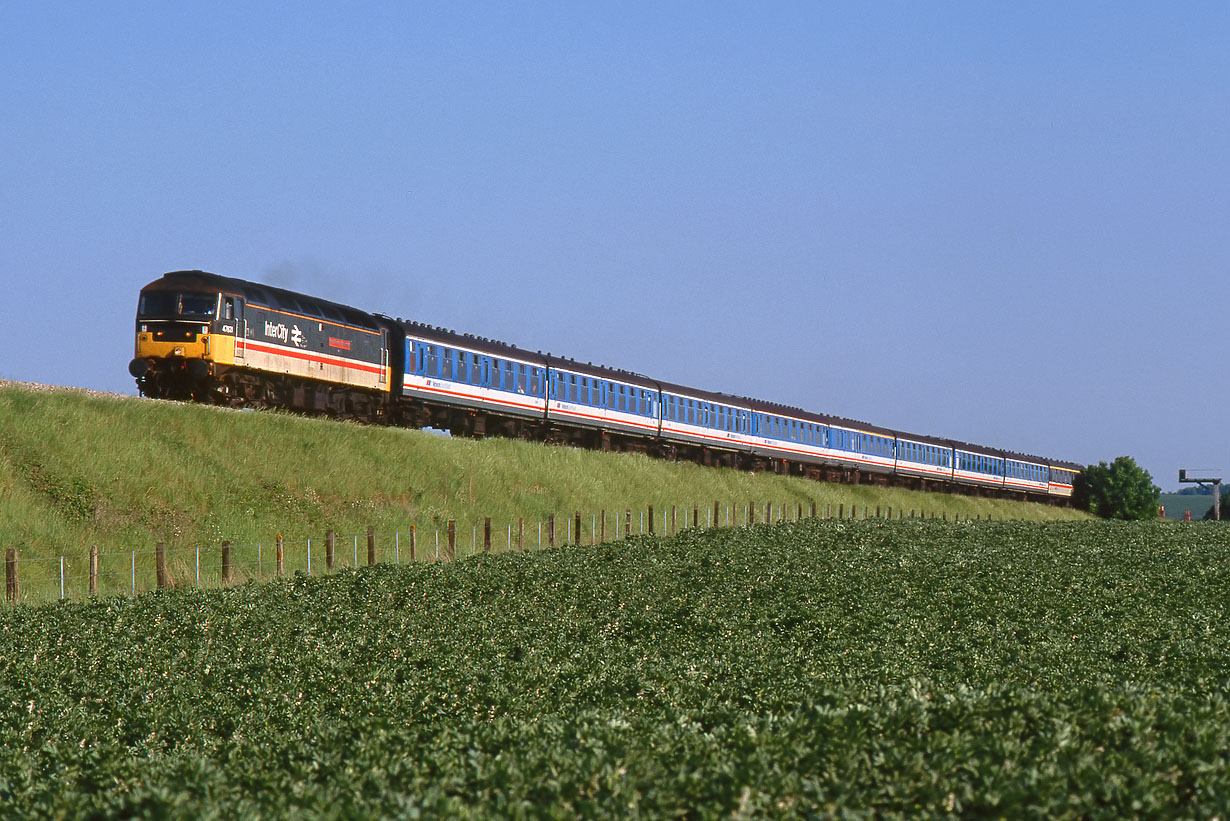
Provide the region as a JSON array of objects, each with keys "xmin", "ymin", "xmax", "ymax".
[
  {"xmin": 548, "ymin": 515, "xmax": 555, "ymax": 548},
  {"xmin": 447, "ymin": 521, "xmax": 456, "ymax": 559},
  {"xmin": 574, "ymin": 512, "xmax": 581, "ymax": 545},
  {"xmin": 6, "ymin": 548, "xmax": 17, "ymax": 604},
  {"xmin": 625, "ymin": 509, "xmax": 632, "ymax": 538},
  {"xmin": 600, "ymin": 510, "xmax": 606, "ymax": 543},
  {"xmin": 156, "ymin": 541, "xmax": 167, "ymax": 589},
  {"xmin": 484, "ymin": 518, "xmax": 492, "ymax": 553},
  {"xmin": 367, "ymin": 526, "xmax": 376, "ymax": 565},
  {"xmin": 409, "ymin": 525, "xmax": 417, "ymax": 561},
  {"xmin": 713, "ymin": 501, "xmax": 720, "ymax": 528},
  {"xmin": 648, "ymin": 506, "xmax": 655, "ymax": 536},
  {"xmin": 517, "ymin": 518, "xmax": 524, "ymax": 551},
  {"xmin": 766, "ymin": 501, "xmax": 772, "ymax": 523},
  {"xmin": 221, "ymin": 541, "xmax": 232, "ymax": 585},
  {"xmin": 89, "ymin": 545, "xmax": 98, "ymax": 596},
  {"xmin": 276, "ymin": 535, "xmax": 285, "ymax": 577},
  {"xmin": 326, "ymin": 529, "xmax": 336, "ymax": 570},
  {"xmin": 839, "ymin": 503, "xmax": 844, "ymax": 519},
  {"xmin": 749, "ymin": 500, "xmax": 756, "ymax": 524}
]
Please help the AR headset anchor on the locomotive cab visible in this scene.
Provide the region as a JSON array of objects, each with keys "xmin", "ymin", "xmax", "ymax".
[{"xmin": 129, "ymin": 272, "xmax": 243, "ymax": 400}]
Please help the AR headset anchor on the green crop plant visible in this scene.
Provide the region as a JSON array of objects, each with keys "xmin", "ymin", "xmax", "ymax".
[{"xmin": 0, "ymin": 519, "xmax": 1226, "ymax": 816}]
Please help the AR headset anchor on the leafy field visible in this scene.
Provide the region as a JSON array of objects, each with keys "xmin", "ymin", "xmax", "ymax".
[{"xmin": 1, "ymin": 519, "xmax": 1227, "ymax": 817}]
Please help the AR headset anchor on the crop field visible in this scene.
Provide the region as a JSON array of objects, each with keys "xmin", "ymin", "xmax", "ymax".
[{"xmin": 2, "ymin": 519, "xmax": 1227, "ymax": 817}]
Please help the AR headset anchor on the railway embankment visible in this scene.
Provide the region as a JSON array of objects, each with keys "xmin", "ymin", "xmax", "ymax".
[{"xmin": 0, "ymin": 380, "xmax": 1085, "ymax": 600}]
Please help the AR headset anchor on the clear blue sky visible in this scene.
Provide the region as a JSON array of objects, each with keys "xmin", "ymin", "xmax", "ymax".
[{"xmin": 3, "ymin": 2, "xmax": 1226, "ymax": 490}]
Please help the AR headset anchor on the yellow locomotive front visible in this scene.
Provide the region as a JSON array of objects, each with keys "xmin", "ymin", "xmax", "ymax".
[{"xmin": 128, "ymin": 274, "xmax": 238, "ymax": 400}]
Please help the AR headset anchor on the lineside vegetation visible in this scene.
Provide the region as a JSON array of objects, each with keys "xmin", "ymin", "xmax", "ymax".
[{"xmin": 0, "ymin": 382, "xmax": 1083, "ymax": 598}]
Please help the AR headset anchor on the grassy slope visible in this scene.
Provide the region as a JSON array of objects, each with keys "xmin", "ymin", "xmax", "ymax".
[{"xmin": 0, "ymin": 382, "xmax": 1084, "ymax": 598}]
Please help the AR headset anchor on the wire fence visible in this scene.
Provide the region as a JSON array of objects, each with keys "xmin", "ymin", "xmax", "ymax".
[{"xmin": 4, "ymin": 500, "xmax": 976, "ymax": 606}]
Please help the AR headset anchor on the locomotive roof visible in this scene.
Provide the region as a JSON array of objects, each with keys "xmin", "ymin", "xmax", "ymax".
[{"xmin": 147, "ymin": 271, "xmax": 382, "ymax": 331}]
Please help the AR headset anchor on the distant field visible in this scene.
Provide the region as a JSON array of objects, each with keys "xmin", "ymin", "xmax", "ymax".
[
  {"xmin": 1160, "ymin": 493, "xmax": 1215, "ymax": 520},
  {"xmin": 0, "ymin": 382, "xmax": 1085, "ymax": 602},
  {"xmin": 1, "ymin": 520, "xmax": 1226, "ymax": 816}
]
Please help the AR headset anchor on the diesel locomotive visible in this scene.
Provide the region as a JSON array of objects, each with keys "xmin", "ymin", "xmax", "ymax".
[{"xmin": 130, "ymin": 270, "xmax": 1081, "ymax": 501}]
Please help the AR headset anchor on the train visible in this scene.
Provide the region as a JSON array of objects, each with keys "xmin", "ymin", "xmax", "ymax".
[{"xmin": 129, "ymin": 270, "xmax": 1081, "ymax": 501}]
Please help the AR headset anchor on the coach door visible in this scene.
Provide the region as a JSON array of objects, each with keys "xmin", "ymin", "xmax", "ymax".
[{"xmin": 224, "ymin": 296, "xmax": 246, "ymax": 362}]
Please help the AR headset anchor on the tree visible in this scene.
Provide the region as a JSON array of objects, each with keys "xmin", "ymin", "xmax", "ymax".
[{"xmin": 1072, "ymin": 456, "xmax": 1160, "ymax": 520}]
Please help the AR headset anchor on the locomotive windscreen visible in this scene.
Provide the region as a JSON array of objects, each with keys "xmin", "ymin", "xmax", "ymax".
[{"xmin": 138, "ymin": 291, "xmax": 218, "ymax": 319}]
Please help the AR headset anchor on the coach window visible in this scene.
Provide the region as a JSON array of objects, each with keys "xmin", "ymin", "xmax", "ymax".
[{"xmin": 529, "ymin": 368, "xmax": 541, "ymax": 396}]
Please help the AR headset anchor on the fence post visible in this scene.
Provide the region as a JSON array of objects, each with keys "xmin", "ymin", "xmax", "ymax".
[
  {"xmin": 625, "ymin": 509, "xmax": 632, "ymax": 539},
  {"xmin": 6, "ymin": 548, "xmax": 17, "ymax": 604},
  {"xmin": 156, "ymin": 541, "xmax": 167, "ymax": 590},
  {"xmin": 368, "ymin": 526, "xmax": 376, "ymax": 565},
  {"xmin": 574, "ymin": 512, "xmax": 581, "ymax": 546},
  {"xmin": 693, "ymin": 504, "xmax": 699, "ymax": 529},
  {"xmin": 276, "ymin": 535, "xmax": 285, "ymax": 577},
  {"xmin": 766, "ymin": 501, "xmax": 772, "ymax": 523},
  {"xmin": 517, "ymin": 518, "xmax": 524, "ymax": 551},
  {"xmin": 409, "ymin": 525, "xmax": 417, "ymax": 562},
  {"xmin": 447, "ymin": 521, "xmax": 456, "ymax": 560},
  {"xmin": 326, "ymin": 530, "xmax": 336, "ymax": 570},
  {"xmin": 648, "ymin": 505, "xmax": 655, "ymax": 536},
  {"xmin": 221, "ymin": 541, "xmax": 232, "ymax": 585},
  {"xmin": 548, "ymin": 515, "xmax": 555, "ymax": 548},
  {"xmin": 89, "ymin": 545, "xmax": 98, "ymax": 596},
  {"xmin": 838, "ymin": 503, "xmax": 844, "ymax": 519},
  {"xmin": 484, "ymin": 518, "xmax": 492, "ymax": 553},
  {"xmin": 670, "ymin": 505, "xmax": 676, "ymax": 535},
  {"xmin": 600, "ymin": 510, "xmax": 606, "ymax": 543}
]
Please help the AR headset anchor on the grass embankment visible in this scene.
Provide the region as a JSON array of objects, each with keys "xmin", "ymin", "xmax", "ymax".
[
  {"xmin": 1, "ymin": 520, "xmax": 1226, "ymax": 816},
  {"xmin": 0, "ymin": 382, "xmax": 1084, "ymax": 600}
]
